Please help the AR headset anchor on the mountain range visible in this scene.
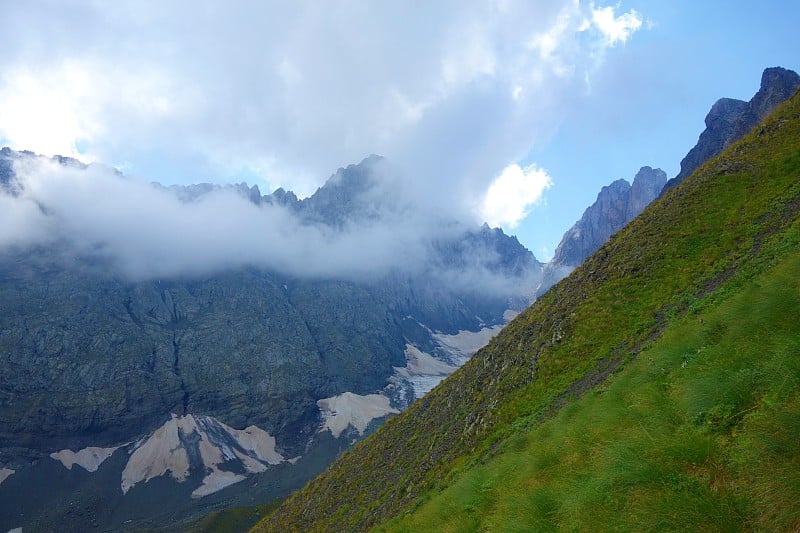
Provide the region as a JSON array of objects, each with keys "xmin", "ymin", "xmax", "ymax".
[
  {"xmin": 0, "ymin": 148, "xmax": 540, "ymax": 530},
  {"xmin": 253, "ymin": 69, "xmax": 800, "ymax": 532},
  {"xmin": 0, "ymin": 66, "xmax": 798, "ymax": 531}
]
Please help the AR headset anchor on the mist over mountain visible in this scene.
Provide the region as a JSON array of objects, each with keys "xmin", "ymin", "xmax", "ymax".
[
  {"xmin": 0, "ymin": 150, "xmax": 539, "ymax": 298},
  {"xmin": 0, "ymin": 148, "xmax": 541, "ymax": 530}
]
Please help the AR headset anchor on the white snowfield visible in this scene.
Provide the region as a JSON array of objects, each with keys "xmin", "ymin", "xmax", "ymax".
[
  {"xmin": 121, "ymin": 414, "xmax": 194, "ymax": 494},
  {"xmin": 121, "ymin": 413, "xmax": 284, "ymax": 498},
  {"xmin": 394, "ymin": 316, "xmax": 511, "ymax": 398},
  {"xmin": 50, "ymin": 413, "xmax": 284, "ymax": 498},
  {"xmin": 393, "ymin": 345, "xmax": 459, "ymax": 398},
  {"xmin": 0, "ymin": 467, "xmax": 14, "ymax": 485},
  {"xmin": 317, "ymin": 392, "xmax": 400, "ymax": 438},
  {"xmin": 432, "ymin": 322, "xmax": 507, "ymax": 364},
  {"xmin": 51, "ymin": 446, "xmax": 120, "ymax": 472}
]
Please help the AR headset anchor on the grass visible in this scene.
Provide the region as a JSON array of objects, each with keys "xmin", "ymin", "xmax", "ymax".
[
  {"xmin": 188, "ymin": 501, "xmax": 281, "ymax": 533},
  {"xmin": 378, "ymin": 246, "xmax": 800, "ymax": 532},
  {"xmin": 254, "ymin": 91, "xmax": 800, "ymax": 532}
]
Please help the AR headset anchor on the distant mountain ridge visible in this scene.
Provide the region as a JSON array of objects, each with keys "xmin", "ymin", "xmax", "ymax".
[
  {"xmin": 0, "ymin": 148, "xmax": 541, "ymax": 530},
  {"xmin": 536, "ymin": 67, "xmax": 799, "ymax": 298},
  {"xmin": 537, "ymin": 166, "xmax": 666, "ymax": 295},
  {"xmin": 158, "ymin": 154, "xmax": 395, "ymax": 228},
  {"xmin": 663, "ymin": 66, "xmax": 800, "ymax": 192}
]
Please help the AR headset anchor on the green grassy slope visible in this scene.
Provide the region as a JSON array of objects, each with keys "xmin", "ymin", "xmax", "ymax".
[
  {"xmin": 379, "ymin": 229, "xmax": 800, "ymax": 532},
  {"xmin": 255, "ymin": 90, "xmax": 800, "ymax": 532}
]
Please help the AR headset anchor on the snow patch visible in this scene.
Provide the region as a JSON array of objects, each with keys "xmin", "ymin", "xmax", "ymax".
[
  {"xmin": 192, "ymin": 469, "xmax": 247, "ymax": 498},
  {"xmin": 0, "ymin": 467, "xmax": 14, "ymax": 485},
  {"xmin": 433, "ymin": 323, "xmax": 505, "ymax": 365},
  {"xmin": 51, "ymin": 445, "xmax": 119, "ymax": 472},
  {"xmin": 224, "ymin": 424, "xmax": 283, "ymax": 465},
  {"xmin": 392, "ymin": 317, "xmax": 508, "ymax": 399},
  {"xmin": 394, "ymin": 345, "xmax": 459, "ymax": 398},
  {"xmin": 317, "ymin": 392, "xmax": 399, "ymax": 438},
  {"xmin": 122, "ymin": 414, "xmax": 192, "ymax": 494},
  {"xmin": 120, "ymin": 413, "xmax": 284, "ymax": 497}
]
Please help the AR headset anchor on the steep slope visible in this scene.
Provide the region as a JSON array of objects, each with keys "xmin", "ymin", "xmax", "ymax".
[
  {"xmin": 663, "ymin": 66, "xmax": 799, "ymax": 192},
  {"xmin": 255, "ymin": 89, "xmax": 800, "ymax": 531},
  {"xmin": 537, "ymin": 166, "xmax": 666, "ymax": 295},
  {"xmin": 381, "ymin": 243, "xmax": 800, "ymax": 532}
]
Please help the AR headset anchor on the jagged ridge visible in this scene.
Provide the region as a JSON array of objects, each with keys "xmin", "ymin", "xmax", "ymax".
[
  {"xmin": 664, "ymin": 66, "xmax": 800, "ymax": 192},
  {"xmin": 537, "ymin": 165, "xmax": 666, "ymax": 295}
]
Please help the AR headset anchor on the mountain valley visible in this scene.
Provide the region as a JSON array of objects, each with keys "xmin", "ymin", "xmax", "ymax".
[{"xmin": 0, "ymin": 66, "xmax": 798, "ymax": 532}]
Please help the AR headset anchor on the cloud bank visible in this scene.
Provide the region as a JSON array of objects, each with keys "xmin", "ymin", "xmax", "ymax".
[
  {"xmin": 0, "ymin": 1, "xmax": 644, "ymax": 231},
  {"xmin": 1, "ymin": 154, "xmax": 535, "ymax": 293}
]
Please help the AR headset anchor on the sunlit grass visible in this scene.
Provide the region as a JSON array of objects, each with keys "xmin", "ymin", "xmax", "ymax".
[
  {"xmin": 256, "ymin": 92, "xmax": 800, "ymax": 533},
  {"xmin": 379, "ymin": 249, "xmax": 800, "ymax": 532}
]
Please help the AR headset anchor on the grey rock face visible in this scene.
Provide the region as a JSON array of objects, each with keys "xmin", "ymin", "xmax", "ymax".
[
  {"xmin": 628, "ymin": 166, "xmax": 668, "ymax": 217},
  {"xmin": 297, "ymin": 155, "xmax": 384, "ymax": 227},
  {"xmin": 538, "ymin": 166, "xmax": 666, "ymax": 295},
  {"xmin": 0, "ymin": 149, "xmax": 540, "ymax": 462},
  {"xmin": 663, "ymin": 66, "xmax": 800, "ymax": 192},
  {"xmin": 728, "ymin": 66, "xmax": 800, "ymax": 142},
  {"xmin": 670, "ymin": 98, "xmax": 747, "ymax": 189},
  {"xmin": 551, "ymin": 178, "xmax": 631, "ymax": 268}
]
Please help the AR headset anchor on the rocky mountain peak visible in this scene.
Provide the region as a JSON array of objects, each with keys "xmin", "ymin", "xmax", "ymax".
[
  {"xmin": 663, "ymin": 66, "xmax": 799, "ymax": 192},
  {"xmin": 629, "ymin": 166, "xmax": 667, "ymax": 217},
  {"xmin": 727, "ymin": 66, "xmax": 800, "ymax": 143},
  {"xmin": 269, "ymin": 186, "xmax": 299, "ymax": 207},
  {"xmin": 706, "ymin": 98, "xmax": 748, "ymax": 129},
  {"xmin": 669, "ymin": 98, "xmax": 747, "ymax": 189},
  {"xmin": 537, "ymin": 167, "xmax": 665, "ymax": 296},
  {"xmin": 297, "ymin": 154, "xmax": 385, "ymax": 227}
]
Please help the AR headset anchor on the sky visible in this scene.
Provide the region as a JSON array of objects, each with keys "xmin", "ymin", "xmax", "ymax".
[{"xmin": 0, "ymin": 0, "xmax": 797, "ymax": 262}]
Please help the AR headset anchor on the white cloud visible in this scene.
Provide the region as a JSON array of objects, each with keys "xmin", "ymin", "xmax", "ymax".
[
  {"xmin": 0, "ymin": 155, "xmax": 541, "ymax": 298},
  {"xmin": 0, "ymin": 1, "xmax": 646, "ymax": 223},
  {"xmin": 0, "ymin": 59, "xmax": 190, "ymax": 162},
  {"xmin": 480, "ymin": 163, "xmax": 552, "ymax": 229},
  {"xmin": 0, "ymin": 64, "xmax": 96, "ymax": 159},
  {"xmin": 591, "ymin": 4, "xmax": 643, "ymax": 46},
  {"xmin": 526, "ymin": 3, "xmax": 580, "ymax": 77}
]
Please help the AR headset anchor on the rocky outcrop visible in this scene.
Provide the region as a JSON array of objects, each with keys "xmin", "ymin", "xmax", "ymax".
[
  {"xmin": 663, "ymin": 67, "xmax": 800, "ymax": 192},
  {"xmin": 728, "ymin": 67, "xmax": 800, "ymax": 142},
  {"xmin": 538, "ymin": 166, "xmax": 666, "ymax": 295}
]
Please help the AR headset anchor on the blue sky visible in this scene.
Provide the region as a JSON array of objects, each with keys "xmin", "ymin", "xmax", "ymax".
[
  {"xmin": 0, "ymin": 1, "xmax": 797, "ymax": 262},
  {"xmin": 515, "ymin": 1, "xmax": 800, "ymax": 259}
]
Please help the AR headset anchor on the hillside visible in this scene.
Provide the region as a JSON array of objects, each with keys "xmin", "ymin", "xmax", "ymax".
[{"xmin": 255, "ymin": 90, "xmax": 800, "ymax": 531}]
